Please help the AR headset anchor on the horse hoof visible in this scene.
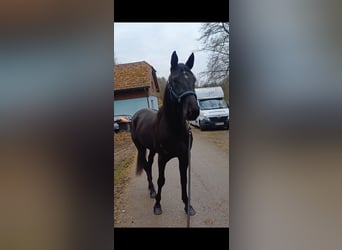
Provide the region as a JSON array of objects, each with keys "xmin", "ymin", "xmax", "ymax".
[
  {"xmin": 185, "ymin": 205, "xmax": 196, "ymax": 216},
  {"xmin": 150, "ymin": 191, "xmax": 156, "ymax": 198},
  {"xmin": 154, "ymin": 206, "xmax": 162, "ymax": 215}
]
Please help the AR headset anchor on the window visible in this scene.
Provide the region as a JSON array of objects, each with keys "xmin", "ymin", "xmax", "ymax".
[{"xmin": 199, "ymin": 98, "xmax": 228, "ymax": 110}]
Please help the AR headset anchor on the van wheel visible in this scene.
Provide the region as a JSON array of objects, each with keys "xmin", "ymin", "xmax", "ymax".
[{"xmin": 199, "ymin": 121, "xmax": 205, "ymax": 131}]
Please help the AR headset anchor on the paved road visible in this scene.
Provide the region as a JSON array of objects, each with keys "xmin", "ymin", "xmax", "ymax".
[{"xmin": 114, "ymin": 127, "xmax": 229, "ymax": 228}]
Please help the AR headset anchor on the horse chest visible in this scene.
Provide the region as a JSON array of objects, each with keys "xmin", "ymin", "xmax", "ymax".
[{"xmin": 157, "ymin": 133, "xmax": 187, "ymax": 156}]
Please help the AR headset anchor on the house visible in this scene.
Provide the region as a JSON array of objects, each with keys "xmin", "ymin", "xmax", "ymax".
[{"xmin": 113, "ymin": 61, "xmax": 160, "ymax": 118}]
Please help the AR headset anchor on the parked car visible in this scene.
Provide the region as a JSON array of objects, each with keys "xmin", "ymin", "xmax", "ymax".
[
  {"xmin": 113, "ymin": 114, "xmax": 132, "ymax": 133},
  {"xmin": 113, "ymin": 122, "xmax": 120, "ymax": 133}
]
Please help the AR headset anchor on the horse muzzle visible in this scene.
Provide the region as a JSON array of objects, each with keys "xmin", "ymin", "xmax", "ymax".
[{"xmin": 186, "ymin": 106, "xmax": 200, "ymax": 121}]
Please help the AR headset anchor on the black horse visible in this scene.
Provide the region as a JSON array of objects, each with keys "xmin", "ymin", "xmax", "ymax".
[{"xmin": 130, "ymin": 51, "xmax": 200, "ymax": 215}]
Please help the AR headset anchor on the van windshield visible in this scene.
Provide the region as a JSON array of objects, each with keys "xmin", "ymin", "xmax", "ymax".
[{"xmin": 199, "ymin": 98, "xmax": 228, "ymax": 110}]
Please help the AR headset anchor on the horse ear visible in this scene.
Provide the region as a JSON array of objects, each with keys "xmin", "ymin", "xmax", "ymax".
[
  {"xmin": 185, "ymin": 53, "xmax": 194, "ymax": 69},
  {"xmin": 171, "ymin": 51, "xmax": 178, "ymax": 69}
]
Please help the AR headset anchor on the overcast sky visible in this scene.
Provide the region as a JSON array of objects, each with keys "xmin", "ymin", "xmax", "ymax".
[{"xmin": 114, "ymin": 23, "xmax": 209, "ymax": 80}]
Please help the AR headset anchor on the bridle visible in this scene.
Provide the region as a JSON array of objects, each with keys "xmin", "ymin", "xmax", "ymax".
[{"xmin": 167, "ymin": 82, "xmax": 197, "ymax": 104}]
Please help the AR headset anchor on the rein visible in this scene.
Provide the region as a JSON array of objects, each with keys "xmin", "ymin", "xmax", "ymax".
[
  {"xmin": 187, "ymin": 123, "xmax": 192, "ymax": 228},
  {"xmin": 166, "ymin": 82, "xmax": 195, "ymax": 227}
]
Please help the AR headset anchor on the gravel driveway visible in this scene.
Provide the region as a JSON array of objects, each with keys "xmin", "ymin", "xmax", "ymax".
[{"xmin": 114, "ymin": 127, "xmax": 229, "ymax": 228}]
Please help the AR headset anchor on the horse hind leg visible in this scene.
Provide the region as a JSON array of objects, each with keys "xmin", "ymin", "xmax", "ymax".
[
  {"xmin": 146, "ymin": 150, "xmax": 156, "ymax": 198},
  {"xmin": 135, "ymin": 147, "xmax": 156, "ymax": 198}
]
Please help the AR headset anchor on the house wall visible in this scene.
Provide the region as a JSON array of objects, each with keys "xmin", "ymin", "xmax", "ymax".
[
  {"xmin": 114, "ymin": 90, "xmax": 147, "ymax": 100},
  {"xmin": 114, "ymin": 96, "xmax": 158, "ymax": 117},
  {"xmin": 114, "ymin": 86, "xmax": 158, "ymax": 100},
  {"xmin": 148, "ymin": 96, "xmax": 158, "ymax": 110}
]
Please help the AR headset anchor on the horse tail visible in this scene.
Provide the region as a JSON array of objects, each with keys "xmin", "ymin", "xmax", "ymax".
[{"xmin": 136, "ymin": 147, "xmax": 146, "ymax": 175}]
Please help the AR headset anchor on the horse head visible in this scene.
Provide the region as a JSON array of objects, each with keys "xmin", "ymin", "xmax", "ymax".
[{"xmin": 167, "ymin": 51, "xmax": 200, "ymax": 121}]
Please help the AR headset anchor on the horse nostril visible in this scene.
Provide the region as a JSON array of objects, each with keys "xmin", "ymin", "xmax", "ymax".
[{"xmin": 187, "ymin": 108, "xmax": 199, "ymax": 120}]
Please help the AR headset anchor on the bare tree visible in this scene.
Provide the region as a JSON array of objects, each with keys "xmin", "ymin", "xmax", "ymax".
[
  {"xmin": 198, "ymin": 23, "xmax": 229, "ymax": 84},
  {"xmin": 157, "ymin": 77, "xmax": 167, "ymax": 105}
]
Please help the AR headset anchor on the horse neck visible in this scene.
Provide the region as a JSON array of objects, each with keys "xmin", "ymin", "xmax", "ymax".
[{"xmin": 162, "ymin": 84, "xmax": 186, "ymax": 131}]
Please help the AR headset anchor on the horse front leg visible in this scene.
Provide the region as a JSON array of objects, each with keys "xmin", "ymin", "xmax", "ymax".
[
  {"xmin": 153, "ymin": 154, "xmax": 169, "ymax": 215},
  {"xmin": 179, "ymin": 156, "xmax": 196, "ymax": 216}
]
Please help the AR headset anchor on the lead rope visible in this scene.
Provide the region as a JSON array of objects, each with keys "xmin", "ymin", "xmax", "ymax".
[{"xmin": 187, "ymin": 123, "xmax": 192, "ymax": 228}]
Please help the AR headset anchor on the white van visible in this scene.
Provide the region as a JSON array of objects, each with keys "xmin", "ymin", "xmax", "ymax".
[{"xmin": 190, "ymin": 86, "xmax": 229, "ymax": 130}]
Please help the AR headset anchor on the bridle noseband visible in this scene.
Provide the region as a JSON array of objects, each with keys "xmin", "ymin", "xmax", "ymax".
[{"xmin": 167, "ymin": 82, "xmax": 197, "ymax": 104}]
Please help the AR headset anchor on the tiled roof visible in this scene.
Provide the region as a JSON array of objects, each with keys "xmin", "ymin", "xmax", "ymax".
[{"xmin": 114, "ymin": 61, "xmax": 157, "ymax": 91}]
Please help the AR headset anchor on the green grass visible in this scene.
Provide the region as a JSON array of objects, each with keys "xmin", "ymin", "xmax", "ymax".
[
  {"xmin": 114, "ymin": 131, "xmax": 137, "ymax": 211},
  {"xmin": 114, "ymin": 151, "xmax": 135, "ymax": 189}
]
